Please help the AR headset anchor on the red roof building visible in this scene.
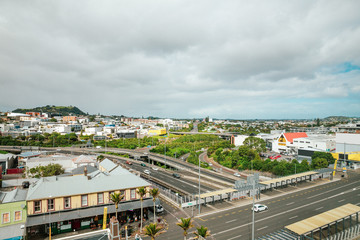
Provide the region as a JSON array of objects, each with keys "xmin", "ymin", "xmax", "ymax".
[{"xmin": 283, "ymin": 132, "xmax": 308, "ymax": 143}]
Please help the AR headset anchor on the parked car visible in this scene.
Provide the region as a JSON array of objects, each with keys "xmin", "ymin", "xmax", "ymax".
[
  {"xmin": 126, "ymin": 161, "xmax": 132, "ymax": 165},
  {"xmin": 172, "ymin": 173, "xmax": 180, "ymax": 178},
  {"xmin": 144, "ymin": 169, "xmax": 151, "ymax": 175},
  {"xmin": 251, "ymin": 204, "xmax": 268, "ymax": 213},
  {"xmin": 234, "ymin": 172, "xmax": 241, "ymax": 177},
  {"xmin": 155, "ymin": 204, "xmax": 164, "ymax": 213},
  {"xmin": 152, "ymin": 167, "xmax": 158, "ymax": 171},
  {"xmin": 141, "ymin": 163, "xmax": 146, "ymax": 167}
]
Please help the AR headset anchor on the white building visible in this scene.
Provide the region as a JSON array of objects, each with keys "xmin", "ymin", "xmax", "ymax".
[
  {"xmin": 335, "ymin": 133, "xmax": 360, "ymax": 153},
  {"xmin": 293, "ymin": 134, "xmax": 336, "ymax": 152}
]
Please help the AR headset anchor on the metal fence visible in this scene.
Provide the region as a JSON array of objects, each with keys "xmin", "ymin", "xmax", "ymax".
[{"xmin": 325, "ymin": 224, "xmax": 360, "ymax": 240}]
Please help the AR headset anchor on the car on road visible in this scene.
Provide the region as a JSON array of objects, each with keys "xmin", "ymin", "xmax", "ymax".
[
  {"xmin": 172, "ymin": 173, "xmax": 180, "ymax": 178},
  {"xmin": 144, "ymin": 169, "xmax": 151, "ymax": 175},
  {"xmin": 140, "ymin": 163, "xmax": 146, "ymax": 167},
  {"xmin": 251, "ymin": 204, "xmax": 268, "ymax": 213},
  {"xmin": 270, "ymin": 155, "xmax": 281, "ymax": 160},
  {"xmin": 234, "ymin": 172, "xmax": 241, "ymax": 177},
  {"xmin": 126, "ymin": 161, "xmax": 132, "ymax": 165},
  {"xmin": 152, "ymin": 167, "xmax": 158, "ymax": 171}
]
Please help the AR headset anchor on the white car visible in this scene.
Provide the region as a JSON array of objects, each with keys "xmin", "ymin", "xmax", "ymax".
[
  {"xmin": 144, "ymin": 170, "xmax": 151, "ymax": 175},
  {"xmin": 152, "ymin": 167, "xmax": 159, "ymax": 171},
  {"xmin": 251, "ymin": 204, "xmax": 268, "ymax": 213},
  {"xmin": 234, "ymin": 172, "xmax": 241, "ymax": 177}
]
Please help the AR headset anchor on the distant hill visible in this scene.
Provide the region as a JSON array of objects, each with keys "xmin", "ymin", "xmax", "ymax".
[
  {"xmin": 13, "ymin": 105, "xmax": 86, "ymax": 116},
  {"xmin": 323, "ymin": 116, "xmax": 360, "ymax": 121}
]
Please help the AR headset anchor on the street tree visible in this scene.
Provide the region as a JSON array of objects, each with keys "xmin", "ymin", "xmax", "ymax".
[
  {"xmin": 194, "ymin": 226, "xmax": 210, "ymax": 239},
  {"xmin": 110, "ymin": 192, "xmax": 124, "ymax": 219},
  {"xmin": 149, "ymin": 188, "xmax": 160, "ymax": 223},
  {"xmin": 177, "ymin": 218, "xmax": 194, "ymax": 240},
  {"xmin": 137, "ymin": 187, "xmax": 147, "ymax": 233},
  {"xmin": 143, "ymin": 223, "xmax": 162, "ymax": 240}
]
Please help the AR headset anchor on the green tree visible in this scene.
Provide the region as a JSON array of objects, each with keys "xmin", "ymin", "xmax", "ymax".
[
  {"xmin": 311, "ymin": 157, "xmax": 328, "ymax": 169},
  {"xmin": 312, "ymin": 152, "xmax": 335, "ymax": 164},
  {"xmin": 137, "ymin": 187, "xmax": 147, "ymax": 233},
  {"xmin": 177, "ymin": 218, "xmax": 194, "ymax": 240},
  {"xmin": 243, "ymin": 137, "xmax": 266, "ymax": 152},
  {"xmin": 194, "ymin": 226, "xmax": 210, "ymax": 239},
  {"xmin": 149, "ymin": 188, "xmax": 160, "ymax": 223},
  {"xmin": 110, "ymin": 192, "xmax": 124, "ymax": 219},
  {"xmin": 143, "ymin": 223, "xmax": 163, "ymax": 240}
]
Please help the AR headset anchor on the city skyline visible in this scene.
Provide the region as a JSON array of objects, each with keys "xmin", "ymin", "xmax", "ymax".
[{"xmin": 1, "ymin": 1, "xmax": 360, "ymax": 119}]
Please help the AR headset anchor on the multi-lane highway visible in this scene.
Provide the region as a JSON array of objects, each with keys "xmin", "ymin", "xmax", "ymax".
[{"xmin": 190, "ymin": 173, "xmax": 360, "ymax": 240}]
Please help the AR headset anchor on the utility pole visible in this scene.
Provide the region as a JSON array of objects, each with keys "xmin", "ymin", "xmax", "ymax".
[
  {"xmin": 198, "ymin": 157, "xmax": 201, "ymax": 215},
  {"xmin": 252, "ymin": 176, "xmax": 255, "ymax": 240}
]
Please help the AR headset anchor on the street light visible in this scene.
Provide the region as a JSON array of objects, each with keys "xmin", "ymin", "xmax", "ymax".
[
  {"xmin": 198, "ymin": 157, "xmax": 201, "ymax": 215},
  {"xmin": 49, "ymin": 195, "xmax": 52, "ymax": 240}
]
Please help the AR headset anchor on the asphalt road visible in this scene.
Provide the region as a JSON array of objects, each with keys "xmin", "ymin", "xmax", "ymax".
[
  {"xmin": 111, "ymin": 159, "xmax": 215, "ymax": 195},
  {"xmin": 154, "ymin": 172, "xmax": 360, "ymax": 240},
  {"xmin": 197, "ymin": 173, "xmax": 360, "ymax": 240}
]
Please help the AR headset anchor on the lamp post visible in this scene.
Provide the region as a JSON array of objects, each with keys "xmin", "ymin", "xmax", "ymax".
[
  {"xmin": 251, "ymin": 178, "xmax": 255, "ymax": 240},
  {"xmin": 198, "ymin": 157, "xmax": 201, "ymax": 215},
  {"xmin": 49, "ymin": 195, "xmax": 52, "ymax": 240}
]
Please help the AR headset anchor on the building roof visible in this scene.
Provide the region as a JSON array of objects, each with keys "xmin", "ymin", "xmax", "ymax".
[
  {"xmin": 0, "ymin": 153, "xmax": 15, "ymax": 160},
  {"xmin": 18, "ymin": 151, "xmax": 41, "ymax": 158},
  {"xmin": 72, "ymin": 155, "xmax": 97, "ymax": 164},
  {"xmin": 1, "ymin": 188, "xmax": 28, "ymax": 203},
  {"xmin": 26, "ymin": 171, "xmax": 150, "ymax": 201},
  {"xmin": 283, "ymin": 132, "xmax": 308, "ymax": 143},
  {"xmin": 99, "ymin": 158, "xmax": 117, "ymax": 172},
  {"xmin": 71, "ymin": 165, "xmax": 98, "ymax": 175}
]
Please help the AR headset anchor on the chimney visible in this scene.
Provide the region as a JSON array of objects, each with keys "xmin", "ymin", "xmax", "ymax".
[{"xmin": 84, "ymin": 166, "xmax": 88, "ymax": 176}]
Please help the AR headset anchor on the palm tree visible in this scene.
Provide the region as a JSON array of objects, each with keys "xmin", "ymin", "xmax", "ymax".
[
  {"xmin": 110, "ymin": 192, "xmax": 124, "ymax": 219},
  {"xmin": 143, "ymin": 223, "xmax": 162, "ymax": 240},
  {"xmin": 194, "ymin": 226, "xmax": 210, "ymax": 240},
  {"xmin": 137, "ymin": 187, "xmax": 147, "ymax": 232},
  {"xmin": 149, "ymin": 188, "xmax": 160, "ymax": 223},
  {"xmin": 177, "ymin": 218, "xmax": 194, "ymax": 240}
]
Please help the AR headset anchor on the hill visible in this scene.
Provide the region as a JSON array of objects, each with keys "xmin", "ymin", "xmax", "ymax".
[{"xmin": 13, "ymin": 105, "xmax": 87, "ymax": 116}]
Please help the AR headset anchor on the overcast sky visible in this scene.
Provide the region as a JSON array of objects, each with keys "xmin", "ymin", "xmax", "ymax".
[{"xmin": 1, "ymin": 1, "xmax": 360, "ymax": 119}]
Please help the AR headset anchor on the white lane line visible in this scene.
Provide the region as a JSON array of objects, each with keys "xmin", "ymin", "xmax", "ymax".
[
  {"xmin": 257, "ymin": 226, "xmax": 268, "ymax": 231},
  {"xmin": 225, "ymin": 219, "xmax": 237, "ymax": 224},
  {"xmin": 286, "ymin": 202, "xmax": 295, "ymax": 206},
  {"xmin": 289, "ymin": 215, "xmax": 298, "ymax": 220},
  {"xmin": 338, "ymin": 199, "xmax": 345, "ymax": 202},
  {"xmin": 228, "ymin": 235, "xmax": 242, "ymax": 240},
  {"xmin": 212, "ymin": 186, "xmax": 359, "ymax": 236},
  {"xmin": 316, "ymin": 207, "xmax": 323, "ymax": 211}
]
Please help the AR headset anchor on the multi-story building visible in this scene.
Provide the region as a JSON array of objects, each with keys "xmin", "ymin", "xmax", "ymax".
[
  {"xmin": 0, "ymin": 188, "xmax": 28, "ymax": 240},
  {"xmin": 25, "ymin": 166, "xmax": 152, "ymax": 237}
]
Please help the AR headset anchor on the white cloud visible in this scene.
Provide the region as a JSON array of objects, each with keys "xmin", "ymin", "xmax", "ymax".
[{"xmin": 0, "ymin": 0, "xmax": 360, "ymax": 118}]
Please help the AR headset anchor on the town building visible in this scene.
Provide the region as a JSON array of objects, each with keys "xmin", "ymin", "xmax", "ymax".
[
  {"xmin": 25, "ymin": 165, "xmax": 152, "ymax": 238},
  {"xmin": 0, "ymin": 188, "xmax": 28, "ymax": 240}
]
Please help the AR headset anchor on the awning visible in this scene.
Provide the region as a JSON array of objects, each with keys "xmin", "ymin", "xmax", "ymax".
[
  {"xmin": 260, "ymin": 171, "xmax": 318, "ymax": 186},
  {"xmin": 199, "ymin": 188, "xmax": 237, "ymax": 199},
  {"xmin": 26, "ymin": 198, "xmax": 153, "ymax": 227},
  {"xmin": 0, "ymin": 223, "xmax": 25, "ymax": 239},
  {"xmin": 285, "ymin": 203, "xmax": 360, "ymax": 235}
]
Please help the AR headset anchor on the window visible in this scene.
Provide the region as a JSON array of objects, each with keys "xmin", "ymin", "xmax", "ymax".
[
  {"xmin": 120, "ymin": 190, "xmax": 126, "ymax": 201},
  {"xmin": 81, "ymin": 195, "xmax": 88, "ymax": 206},
  {"xmin": 48, "ymin": 199, "xmax": 54, "ymax": 211},
  {"xmin": 130, "ymin": 189, "xmax": 136, "ymax": 199},
  {"xmin": 300, "ymin": 141, "xmax": 304, "ymax": 143},
  {"xmin": 97, "ymin": 193, "xmax": 104, "ymax": 204},
  {"xmin": 64, "ymin": 197, "xmax": 71, "ymax": 209},
  {"xmin": 109, "ymin": 191, "xmax": 114, "ymax": 201},
  {"xmin": 34, "ymin": 201, "xmax": 41, "ymax": 213},
  {"xmin": 14, "ymin": 211, "xmax": 22, "ymax": 221},
  {"xmin": 2, "ymin": 213, "xmax": 10, "ymax": 224}
]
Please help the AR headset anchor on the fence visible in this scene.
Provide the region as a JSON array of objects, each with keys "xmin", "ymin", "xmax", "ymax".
[{"xmin": 325, "ymin": 224, "xmax": 360, "ymax": 240}]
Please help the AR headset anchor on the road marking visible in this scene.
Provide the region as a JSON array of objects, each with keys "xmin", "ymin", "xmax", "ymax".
[
  {"xmin": 228, "ymin": 235, "xmax": 242, "ymax": 240},
  {"xmin": 257, "ymin": 226, "xmax": 268, "ymax": 231},
  {"xmin": 225, "ymin": 213, "xmax": 230, "ymax": 216},
  {"xmin": 212, "ymin": 184, "xmax": 358, "ymax": 236},
  {"xmin": 316, "ymin": 207, "xmax": 323, "ymax": 210},
  {"xmin": 225, "ymin": 219, "xmax": 237, "ymax": 224},
  {"xmin": 197, "ymin": 217, "xmax": 206, "ymax": 221},
  {"xmin": 338, "ymin": 199, "xmax": 345, "ymax": 203},
  {"xmin": 289, "ymin": 215, "xmax": 298, "ymax": 220},
  {"xmin": 286, "ymin": 202, "xmax": 295, "ymax": 206}
]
